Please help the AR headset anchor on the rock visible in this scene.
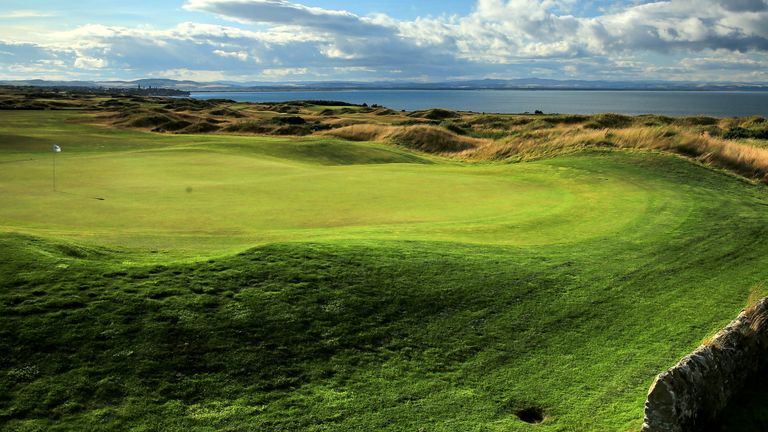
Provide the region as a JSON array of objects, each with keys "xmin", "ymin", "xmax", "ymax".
[{"xmin": 642, "ymin": 298, "xmax": 768, "ymax": 432}]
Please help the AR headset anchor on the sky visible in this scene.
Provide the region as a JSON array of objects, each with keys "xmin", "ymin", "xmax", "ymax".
[{"xmin": 0, "ymin": 0, "xmax": 767, "ymax": 83}]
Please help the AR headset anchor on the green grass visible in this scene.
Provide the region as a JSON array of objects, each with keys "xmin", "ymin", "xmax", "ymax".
[
  {"xmin": 2, "ymin": 111, "xmax": 768, "ymax": 431},
  {"xmin": 1, "ymin": 111, "xmax": 664, "ymax": 257}
]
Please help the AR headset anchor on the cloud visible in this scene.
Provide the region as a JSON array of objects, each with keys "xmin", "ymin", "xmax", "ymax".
[
  {"xmin": 589, "ymin": 0, "xmax": 768, "ymax": 53},
  {"xmin": 152, "ymin": 68, "xmax": 230, "ymax": 81},
  {"xmin": 0, "ymin": 0, "xmax": 767, "ymax": 81},
  {"xmin": 720, "ymin": 0, "xmax": 767, "ymax": 12},
  {"xmin": 74, "ymin": 55, "xmax": 107, "ymax": 69},
  {"xmin": 183, "ymin": 0, "xmax": 768, "ymax": 65},
  {"xmin": 184, "ymin": 0, "xmax": 391, "ymax": 36},
  {"xmin": 43, "ymin": 23, "xmax": 300, "ymax": 73},
  {"xmin": 260, "ymin": 67, "xmax": 308, "ymax": 77},
  {"xmin": 183, "ymin": 0, "xmax": 460, "ymax": 68},
  {"xmin": 213, "ymin": 49, "xmax": 251, "ymax": 61},
  {"xmin": 397, "ymin": 0, "xmax": 768, "ymax": 63},
  {"xmin": 0, "ymin": 10, "xmax": 55, "ymax": 19}
]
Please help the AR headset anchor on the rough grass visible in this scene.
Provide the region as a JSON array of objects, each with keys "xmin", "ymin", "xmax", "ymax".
[
  {"xmin": 582, "ymin": 113, "xmax": 633, "ymax": 129},
  {"xmin": 7, "ymin": 88, "xmax": 766, "ymax": 184},
  {"xmin": 321, "ymin": 109, "xmax": 768, "ymax": 184},
  {"xmin": 744, "ymin": 283, "xmax": 768, "ymax": 333},
  {"xmin": 120, "ymin": 113, "xmax": 177, "ymax": 128},
  {"xmin": 408, "ymin": 108, "xmax": 461, "ymax": 120},
  {"xmin": 458, "ymin": 126, "xmax": 768, "ymax": 183},
  {"xmin": 323, "ymin": 124, "xmax": 485, "ymax": 153}
]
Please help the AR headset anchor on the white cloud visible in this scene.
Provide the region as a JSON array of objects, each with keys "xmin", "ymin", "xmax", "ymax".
[
  {"xmin": 74, "ymin": 55, "xmax": 107, "ymax": 69},
  {"xmin": 0, "ymin": 0, "xmax": 767, "ymax": 81},
  {"xmin": 333, "ymin": 66, "xmax": 375, "ymax": 73},
  {"xmin": 184, "ymin": 0, "xmax": 390, "ymax": 36},
  {"xmin": 591, "ymin": 0, "xmax": 768, "ymax": 52},
  {"xmin": 213, "ymin": 49, "xmax": 251, "ymax": 61},
  {"xmin": 0, "ymin": 10, "xmax": 54, "ymax": 19},
  {"xmin": 320, "ymin": 46, "xmax": 359, "ymax": 60},
  {"xmin": 260, "ymin": 67, "xmax": 308, "ymax": 77},
  {"xmin": 153, "ymin": 68, "xmax": 229, "ymax": 81}
]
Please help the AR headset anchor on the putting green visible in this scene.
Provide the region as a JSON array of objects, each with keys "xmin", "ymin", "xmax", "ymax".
[{"xmin": 3, "ymin": 111, "xmax": 678, "ymax": 256}]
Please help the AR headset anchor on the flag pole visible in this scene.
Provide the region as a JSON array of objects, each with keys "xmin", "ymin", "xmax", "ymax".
[
  {"xmin": 52, "ymin": 144, "xmax": 60, "ymax": 192},
  {"xmin": 53, "ymin": 146, "xmax": 56, "ymax": 192}
]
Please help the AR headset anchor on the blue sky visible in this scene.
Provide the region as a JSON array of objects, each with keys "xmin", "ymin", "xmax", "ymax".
[
  {"xmin": 0, "ymin": 1, "xmax": 472, "ymax": 25},
  {"xmin": 1, "ymin": 0, "xmax": 767, "ymax": 82}
]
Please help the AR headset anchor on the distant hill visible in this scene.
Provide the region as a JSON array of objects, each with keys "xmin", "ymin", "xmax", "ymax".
[{"xmin": 1, "ymin": 77, "xmax": 767, "ymax": 92}]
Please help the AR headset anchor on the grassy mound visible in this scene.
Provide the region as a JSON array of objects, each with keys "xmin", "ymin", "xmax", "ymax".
[
  {"xmin": 221, "ymin": 121, "xmax": 271, "ymax": 134},
  {"xmin": 674, "ymin": 116, "xmax": 720, "ymax": 126},
  {"xmin": 583, "ymin": 113, "xmax": 633, "ymax": 129},
  {"xmin": 208, "ymin": 108, "xmax": 245, "ymax": 118},
  {"xmin": 322, "ymin": 124, "xmax": 387, "ymax": 141},
  {"xmin": 271, "ymin": 115, "xmax": 306, "ymax": 125},
  {"xmin": 324, "ymin": 124, "xmax": 483, "ymax": 153},
  {"xmin": 409, "ymin": 108, "xmax": 462, "ymax": 120},
  {"xmin": 152, "ymin": 119, "xmax": 193, "ymax": 132},
  {"xmin": 372, "ymin": 108, "xmax": 398, "ymax": 116},
  {"xmin": 178, "ymin": 121, "xmax": 220, "ymax": 134},
  {"xmin": 723, "ymin": 126, "xmax": 768, "ymax": 140},
  {"xmin": 388, "ymin": 125, "xmax": 480, "ymax": 152},
  {"xmin": 162, "ymin": 99, "xmax": 218, "ymax": 111},
  {"xmin": 119, "ymin": 114, "xmax": 177, "ymax": 128}
]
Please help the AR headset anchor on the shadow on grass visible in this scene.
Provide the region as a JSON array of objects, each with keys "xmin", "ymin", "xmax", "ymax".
[{"xmin": 708, "ymin": 367, "xmax": 768, "ymax": 432}]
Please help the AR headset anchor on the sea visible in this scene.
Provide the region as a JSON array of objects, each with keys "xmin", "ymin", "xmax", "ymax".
[{"xmin": 191, "ymin": 90, "xmax": 768, "ymax": 117}]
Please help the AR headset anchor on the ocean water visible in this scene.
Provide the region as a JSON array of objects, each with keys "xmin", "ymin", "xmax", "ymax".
[{"xmin": 191, "ymin": 89, "xmax": 768, "ymax": 117}]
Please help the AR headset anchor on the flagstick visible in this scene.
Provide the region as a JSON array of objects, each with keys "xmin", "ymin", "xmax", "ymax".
[{"xmin": 53, "ymin": 148, "xmax": 56, "ymax": 192}]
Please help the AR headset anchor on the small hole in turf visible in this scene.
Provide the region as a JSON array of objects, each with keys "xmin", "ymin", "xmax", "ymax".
[{"xmin": 516, "ymin": 407, "xmax": 544, "ymax": 424}]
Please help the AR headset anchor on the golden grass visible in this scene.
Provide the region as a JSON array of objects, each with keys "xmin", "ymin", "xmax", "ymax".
[
  {"xmin": 745, "ymin": 282, "xmax": 768, "ymax": 333},
  {"xmin": 322, "ymin": 124, "xmax": 486, "ymax": 153},
  {"xmin": 20, "ymin": 84, "xmax": 762, "ymax": 184},
  {"xmin": 322, "ymin": 124, "xmax": 389, "ymax": 142},
  {"xmin": 701, "ymin": 330, "xmax": 722, "ymax": 349},
  {"xmin": 746, "ymin": 282, "xmax": 767, "ymax": 309},
  {"xmin": 100, "ymin": 99, "xmax": 768, "ymax": 183},
  {"xmin": 701, "ymin": 283, "xmax": 768, "ymax": 346},
  {"xmin": 83, "ymin": 90, "xmax": 767, "ymax": 183},
  {"xmin": 453, "ymin": 125, "xmax": 768, "ymax": 184}
]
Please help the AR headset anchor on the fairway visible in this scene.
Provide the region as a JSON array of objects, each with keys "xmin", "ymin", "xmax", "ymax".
[
  {"xmin": 1, "ymin": 111, "xmax": 659, "ymax": 255},
  {"xmin": 2, "ymin": 111, "xmax": 768, "ymax": 431}
]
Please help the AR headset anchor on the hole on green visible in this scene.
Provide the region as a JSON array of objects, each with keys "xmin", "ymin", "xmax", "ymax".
[{"xmin": 516, "ymin": 407, "xmax": 544, "ymax": 424}]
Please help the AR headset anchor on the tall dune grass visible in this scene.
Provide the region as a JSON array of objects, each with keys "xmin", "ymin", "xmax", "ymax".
[
  {"xmin": 103, "ymin": 97, "xmax": 768, "ymax": 184},
  {"xmin": 323, "ymin": 124, "xmax": 486, "ymax": 153},
  {"xmin": 454, "ymin": 125, "xmax": 768, "ymax": 183},
  {"xmin": 745, "ymin": 282, "xmax": 768, "ymax": 333},
  {"xmin": 324, "ymin": 120, "xmax": 768, "ymax": 183}
]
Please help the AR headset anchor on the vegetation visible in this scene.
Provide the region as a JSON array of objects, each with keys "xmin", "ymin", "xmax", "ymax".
[
  {"xmin": 3, "ymin": 86, "xmax": 767, "ymax": 182},
  {"xmin": 2, "ymin": 89, "xmax": 768, "ymax": 431}
]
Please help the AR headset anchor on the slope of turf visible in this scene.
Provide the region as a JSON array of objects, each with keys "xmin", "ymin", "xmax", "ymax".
[
  {"xmin": 2, "ymin": 111, "xmax": 768, "ymax": 431},
  {"xmin": 2, "ymin": 111, "xmax": 679, "ymax": 256}
]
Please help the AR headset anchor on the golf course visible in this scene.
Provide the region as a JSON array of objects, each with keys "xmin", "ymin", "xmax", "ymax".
[{"xmin": 2, "ymin": 95, "xmax": 768, "ymax": 431}]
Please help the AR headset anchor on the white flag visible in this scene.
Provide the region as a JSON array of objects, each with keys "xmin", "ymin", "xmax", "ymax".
[{"xmin": 53, "ymin": 144, "xmax": 61, "ymax": 153}]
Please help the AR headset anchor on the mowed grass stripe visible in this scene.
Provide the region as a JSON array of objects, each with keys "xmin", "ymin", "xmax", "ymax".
[
  {"xmin": 0, "ymin": 152, "xmax": 661, "ymax": 252},
  {"xmin": 0, "ymin": 113, "xmax": 668, "ymax": 255}
]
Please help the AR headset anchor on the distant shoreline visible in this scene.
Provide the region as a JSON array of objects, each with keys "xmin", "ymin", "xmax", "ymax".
[
  {"xmin": 189, "ymin": 87, "xmax": 768, "ymax": 93},
  {"xmin": 189, "ymin": 88, "xmax": 768, "ymax": 116}
]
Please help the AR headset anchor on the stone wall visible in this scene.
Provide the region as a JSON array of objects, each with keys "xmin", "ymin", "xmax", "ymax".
[{"xmin": 641, "ymin": 298, "xmax": 768, "ymax": 432}]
